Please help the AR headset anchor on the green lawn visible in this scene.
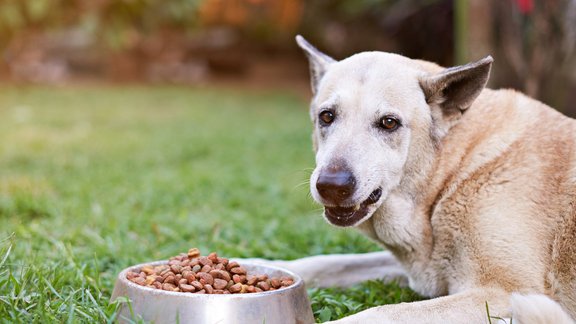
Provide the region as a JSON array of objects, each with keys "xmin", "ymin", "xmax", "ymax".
[{"xmin": 0, "ymin": 85, "xmax": 420, "ymax": 323}]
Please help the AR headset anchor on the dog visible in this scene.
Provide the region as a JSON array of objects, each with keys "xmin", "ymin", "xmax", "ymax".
[{"xmin": 249, "ymin": 35, "xmax": 576, "ymax": 323}]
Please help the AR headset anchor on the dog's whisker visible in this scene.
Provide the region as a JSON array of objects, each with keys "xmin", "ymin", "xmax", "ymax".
[{"xmin": 293, "ymin": 184, "xmax": 308, "ymax": 191}]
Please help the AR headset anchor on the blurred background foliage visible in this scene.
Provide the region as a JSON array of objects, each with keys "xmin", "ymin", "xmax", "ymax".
[{"xmin": 0, "ymin": 0, "xmax": 574, "ymax": 113}]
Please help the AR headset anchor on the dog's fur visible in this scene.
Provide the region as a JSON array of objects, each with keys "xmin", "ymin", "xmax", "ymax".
[{"xmin": 252, "ymin": 36, "xmax": 576, "ymax": 323}]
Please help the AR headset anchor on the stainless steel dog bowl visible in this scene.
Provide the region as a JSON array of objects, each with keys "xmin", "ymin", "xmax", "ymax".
[{"xmin": 110, "ymin": 260, "xmax": 315, "ymax": 324}]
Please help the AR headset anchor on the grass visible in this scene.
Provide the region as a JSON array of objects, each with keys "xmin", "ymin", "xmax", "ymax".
[{"xmin": 0, "ymin": 85, "xmax": 421, "ymax": 322}]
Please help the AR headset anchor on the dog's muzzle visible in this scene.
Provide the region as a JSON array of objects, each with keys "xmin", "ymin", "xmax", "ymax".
[
  {"xmin": 315, "ymin": 166, "xmax": 383, "ymax": 227},
  {"xmin": 323, "ymin": 187, "xmax": 382, "ymax": 227}
]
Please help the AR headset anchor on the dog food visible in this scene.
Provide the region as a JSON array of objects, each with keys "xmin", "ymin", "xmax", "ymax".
[{"xmin": 126, "ymin": 248, "xmax": 294, "ymax": 294}]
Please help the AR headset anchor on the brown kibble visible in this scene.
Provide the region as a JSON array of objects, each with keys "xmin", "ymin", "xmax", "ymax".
[
  {"xmin": 226, "ymin": 261, "xmax": 240, "ymax": 271},
  {"xmin": 185, "ymin": 273, "xmax": 196, "ymax": 283},
  {"xmin": 157, "ymin": 264, "xmax": 169, "ymax": 272},
  {"xmin": 246, "ymin": 275, "xmax": 258, "ymax": 285},
  {"xmin": 170, "ymin": 264, "xmax": 182, "ymax": 274},
  {"xmin": 157, "ymin": 264, "xmax": 167, "ymax": 270},
  {"xmin": 221, "ymin": 271, "xmax": 232, "ymax": 282},
  {"xmin": 201, "ymin": 265, "xmax": 212, "ymax": 273},
  {"xmin": 232, "ymin": 274, "xmax": 246, "ymax": 284},
  {"xmin": 179, "ymin": 283, "xmax": 196, "ymax": 293},
  {"xmin": 182, "ymin": 270, "xmax": 192, "ymax": 279},
  {"xmin": 188, "ymin": 248, "xmax": 201, "ymax": 258},
  {"xmin": 281, "ymin": 279, "xmax": 294, "ymax": 286},
  {"xmin": 256, "ymin": 274, "xmax": 268, "ymax": 282},
  {"xmin": 162, "ymin": 283, "xmax": 176, "ymax": 291},
  {"xmin": 270, "ymin": 278, "xmax": 281, "ymax": 289},
  {"xmin": 164, "ymin": 275, "xmax": 176, "ymax": 285},
  {"xmin": 210, "ymin": 269, "xmax": 231, "ymax": 281},
  {"xmin": 196, "ymin": 272, "xmax": 214, "ymax": 285},
  {"xmin": 198, "ymin": 256, "xmax": 213, "ymax": 267},
  {"xmin": 132, "ymin": 277, "xmax": 146, "ymax": 286},
  {"xmin": 213, "ymin": 278, "xmax": 228, "ymax": 290},
  {"xmin": 126, "ymin": 248, "xmax": 295, "ymax": 294},
  {"xmin": 207, "ymin": 252, "xmax": 218, "ymax": 262},
  {"xmin": 145, "ymin": 276, "xmax": 156, "ymax": 285},
  {"xmin": 190, "ymin": 280, "xmax": 203, "ymax": 290},
  {"xmin": 257, "ymin": 281, "xmax": 270, "ymax": 291},
  {"xmin": 168, "ymin": 259, "xmax": 181, "ymax": 266},
  {"xmin": 229, "ymin": 283, "xmax": 242, "ymax": 293},
  {"xmin": 162, "ymin": 271, "xmax": 175, "ymax": 280}
]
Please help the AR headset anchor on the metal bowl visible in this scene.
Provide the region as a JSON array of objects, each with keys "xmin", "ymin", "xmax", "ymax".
[{"xmin": 110, "ymin": 260, "xmax": 315, "ymax": 324}]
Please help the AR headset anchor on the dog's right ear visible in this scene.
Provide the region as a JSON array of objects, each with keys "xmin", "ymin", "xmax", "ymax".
[
  {"xmin": 420, "ymin": 56, "xmax": 493, "ymax": 117},
  {"xmin": 296, "ymin": 35, "xmax": 336, "ymax": 95}
]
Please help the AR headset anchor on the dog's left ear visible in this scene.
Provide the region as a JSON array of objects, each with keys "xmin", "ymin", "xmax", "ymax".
[
  {"xmin": 296, "ymin": 35, "xmax": 336, "ymax": 95},
  {"xmin": 420, "ymin": 56, "xmax": 493, "ymax": 117}
]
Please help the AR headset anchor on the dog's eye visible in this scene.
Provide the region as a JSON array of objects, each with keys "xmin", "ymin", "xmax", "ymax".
[
  {"xmin": 381, "ymin": 117, "xmax": 400, "ymax": 131},
  {"xmin": 319, "ymin": 110, "xmax": 335, "ymax": 125}
]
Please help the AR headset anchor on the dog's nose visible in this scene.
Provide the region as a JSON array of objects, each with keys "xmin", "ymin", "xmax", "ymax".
[{"xmin": 316, "ymin": 168, "xmax": 356, "ymax": 204}]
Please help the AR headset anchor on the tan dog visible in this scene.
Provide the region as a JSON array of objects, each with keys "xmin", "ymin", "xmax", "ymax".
[{"xmin": 249, "ymin": 36, "xmax": 576, "ymax": 323}]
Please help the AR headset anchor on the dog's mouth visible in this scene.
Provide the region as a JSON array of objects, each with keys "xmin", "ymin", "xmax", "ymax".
[{"xmin": 324, "ymin": 187, "xmax": 383, "ymax": 227}]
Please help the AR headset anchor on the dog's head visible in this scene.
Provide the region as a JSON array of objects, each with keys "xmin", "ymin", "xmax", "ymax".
[{"xmin": 296, "ymin": 36, "xmax": 492, "ymax": 227}]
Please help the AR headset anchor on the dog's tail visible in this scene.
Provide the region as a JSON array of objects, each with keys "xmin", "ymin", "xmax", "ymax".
[{"xmin": 510, "ymin": 293, "xmax": 575, "ymax": 324}]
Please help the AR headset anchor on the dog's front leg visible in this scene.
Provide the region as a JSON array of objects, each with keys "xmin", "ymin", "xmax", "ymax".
[
  {"xmin": 326, "ymin": 287, "xmax": 512, "ymax": 324},
  {"xmin": 237, "ymin": 251, "xmax": 407, "ymax": 288}
]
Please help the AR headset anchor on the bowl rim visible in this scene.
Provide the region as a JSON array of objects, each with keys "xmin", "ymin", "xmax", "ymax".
[{"xmin": 116, "ymin": 259, "xmax": 304, "ymax": 299}]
